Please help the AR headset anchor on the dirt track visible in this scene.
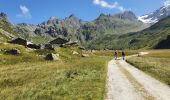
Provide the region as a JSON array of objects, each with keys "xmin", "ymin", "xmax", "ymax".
[{"xmin": 105, "ymin": 55, "xmax": 170, "ymax": 100}]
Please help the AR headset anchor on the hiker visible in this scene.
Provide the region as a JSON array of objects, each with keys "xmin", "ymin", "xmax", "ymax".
[
  {"xmin": 114, "ymin": 50, "xmax": 118, "ymax": 60},
  {"xmin": 122, "ymin": 50, "xmax": 125, "ymax": 60}
]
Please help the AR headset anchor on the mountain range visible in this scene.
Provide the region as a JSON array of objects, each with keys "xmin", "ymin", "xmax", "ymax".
[
  {"xmin": 0, "ymin": 11, "xmax": 147, "ymax": 43},
  {"xmin": 1, "ymin": 3, "xmax": 170, "ymax": 49}
]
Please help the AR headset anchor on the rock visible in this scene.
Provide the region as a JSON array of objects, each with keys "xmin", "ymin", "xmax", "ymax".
[
  {"xmin": 5, "ymin": 48, "xmax": 21, "ymax": 55},
  {"xmin": 78, "ymin": 46, "xmax": 85, "ymax": 50},
  {"xmin": 73, "ymin": 51, "xmax": 79, "ymax": 55},
  {"xmin": 82, "ymin": 54, "xmax": 90, "ymax": 57},
  {"xmin": 92, "ymin": 50, "xmax": 96, "ymax": 53},
  {"xmin": 45, "ymin": 53, "xmax": 59, "ymax": 61}
]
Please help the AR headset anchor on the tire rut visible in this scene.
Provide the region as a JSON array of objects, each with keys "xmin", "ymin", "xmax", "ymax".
[{"xmin": 116, "ymin": 60, "xmax": 155, "ymax": 100}]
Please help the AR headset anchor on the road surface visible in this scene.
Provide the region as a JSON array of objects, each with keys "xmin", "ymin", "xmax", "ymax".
[{"xmin": 105, "ymin": 55, "xmax": 170, "ymax": 100}]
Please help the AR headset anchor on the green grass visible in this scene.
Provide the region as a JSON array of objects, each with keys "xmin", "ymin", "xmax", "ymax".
[
  {"xmin": 0, "ymin": 43, "xmax": 110, "ymax": 100},
  {"xmin": 127, "ymin": 50, "xmax": 170, "ymax": 86},
  {"xmin": 31, "ymin": 36, "xmax": 53, "ymax": 44}
]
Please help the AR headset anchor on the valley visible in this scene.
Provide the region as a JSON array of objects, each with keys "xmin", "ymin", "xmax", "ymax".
[{"xmin": 1, "ymin": 1, "xmax": 170, "ymax": 100}]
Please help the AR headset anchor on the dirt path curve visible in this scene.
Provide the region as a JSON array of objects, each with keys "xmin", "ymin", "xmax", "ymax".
[{"xmin": 105, "ymin": 52, "xmax": 170, "ymax": 100}]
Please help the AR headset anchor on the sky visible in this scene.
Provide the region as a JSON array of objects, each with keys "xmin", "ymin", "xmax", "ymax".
[{"xmin": 0, "ymin": 0, "xmax": 168, "ymax": 24}]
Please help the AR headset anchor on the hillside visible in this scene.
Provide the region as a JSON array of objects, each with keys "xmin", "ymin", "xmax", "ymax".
[
  {"xmin": 0, "ymin": 12, "xmax": 18, "ymax": 42},
  {"xmin": 77, "ymin": 11, "xmax": 147, "ymax": 44},
  {"xmin": 88, "ymin": 15, "xmax": 170, "ymax": 50}
]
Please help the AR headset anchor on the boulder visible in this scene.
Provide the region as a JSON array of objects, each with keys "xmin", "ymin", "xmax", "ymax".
[
  {"xmin": 45, "ymin": 53, "xmax": 59, "ymax": 61},
  {"xmin": 92, "ymin": 50, "xmax": 96, "ymax": 53},
  {"xmin": 78, "ymin": 46, "xmax": 85, "ymax": 50},
  {"xmin": 72, "ymin": 51, "xmax": 79, "ymax": 55},
  {"xmin": 82, "ymin": 54, "xmax": 90, "ymax": 57},
  {"xmin": 5, "ymin": 48, "xmax": 21, "ymax": 55}
]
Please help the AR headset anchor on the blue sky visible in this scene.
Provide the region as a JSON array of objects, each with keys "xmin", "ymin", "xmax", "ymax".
[{"xmin": 0, "ymin": 0, "xmax": 166, "ymax": 24}]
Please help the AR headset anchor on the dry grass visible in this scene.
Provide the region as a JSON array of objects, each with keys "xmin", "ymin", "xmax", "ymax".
[{"xmin": 0, "ymin": 43, "xmax": 110, "ymax": 100}]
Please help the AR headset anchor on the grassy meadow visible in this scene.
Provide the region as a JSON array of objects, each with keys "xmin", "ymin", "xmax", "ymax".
[
  {"xmin": 0, "ymin": 43, "xmax": 111, "ymax": 100},
  {"xmin": 127, "ymin": 50, "xmax": 170, "ymax": 86}
]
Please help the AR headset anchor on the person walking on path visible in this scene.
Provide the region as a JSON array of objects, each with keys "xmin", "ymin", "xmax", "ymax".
[
  {"xmin": 114, "ymin": 50, "xmax": 118, "ymax": 60},
  {"xmin": 122, "ymin": 50, "xmax": 125, "ymax": 60}
]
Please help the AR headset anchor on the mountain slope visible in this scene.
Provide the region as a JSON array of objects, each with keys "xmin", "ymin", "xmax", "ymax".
[
  {"xmin": 88, "ymin": 15, "xmax": 170, "ymax": 49},
  {"xmin": 0, "ymin": 12, "xmax": 19, "ymax": 41},
  {"xmin": 77, "ymin": 11, "xmax": 147, "ymax": 44}
]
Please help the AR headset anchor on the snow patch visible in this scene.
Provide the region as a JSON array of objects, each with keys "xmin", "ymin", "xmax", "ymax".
[{"xmin": 138, "ymin": 16, "xmax": 158, "ymax": 24}]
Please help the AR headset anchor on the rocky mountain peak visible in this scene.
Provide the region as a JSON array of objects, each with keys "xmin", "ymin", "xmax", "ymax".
[
  {"xmin": 69, "ymin": 14, "xmax": 76, "ymax": 18},
  {"xmin": 99, "ymin": 13, "xmax": 106, "ymax": 17},
  {"xmin": 95, "ymin": 13, "xmax": 108, "ymax": 21},
  {"xmin": 64, "ymin": 14, "xmax": 83, "ymax": 29},
  {"xmin": 123, "ymin": 11, "xmax": 136, "ymax": 16},
  {"xmin": 138, "ymin": 4, "xmax": 170, "ymax": 24},
  {"xmin": 49, "ymin": 16, "xmax": 57, "ymax": 20},
  {"xmin": 0, "ymin": 12, "xmax": 7, "ymax": 20},
  {"xmin": 120, "ymin": 11, "xmax": 137, "ymax": 21},
  {"xmin": 67, "ymin": 14, "xmax": 80, "ymax": 21},
  {"xmin": 47, "ymin": 16, "xmax": 59, "ymax": 25}
]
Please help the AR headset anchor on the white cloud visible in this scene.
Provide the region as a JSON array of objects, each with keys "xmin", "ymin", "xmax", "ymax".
[
  {"xmin": 17, "ymin": 5, "xmax": 32, "ymax": 19},
  {"xmin": 93, "ymin": 0, "xmax": 126, "ymax": 12},
  {"xmin": 164, "ymin": 0, "xmax": 170, "ymax": 7}
]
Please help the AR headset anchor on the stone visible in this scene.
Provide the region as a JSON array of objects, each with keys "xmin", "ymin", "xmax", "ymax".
[
  {"xmin": 5, "ymin": 48, "xmax": 21, "ymax": 55},
  {"xmin": 73, "ymin": 51, "xmax": 79, "ymax": 55},
  {"xmin": 92, "ymin": 50, "xmax": 96, "ymax": 53},
  {"xmin": 78, "ymin": 46, "xmax": 85, "ymax": 50},
  {"xmin": 45, "ymin": 53, "xmax": 59, "ymax": 61},
  {"xmin": 82, "ymin": 54, "xmax": 90, "ymax": 57}
]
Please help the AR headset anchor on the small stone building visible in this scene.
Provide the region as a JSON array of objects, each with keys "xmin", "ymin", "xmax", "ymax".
[
  {"xmin": 9, "ymin": 38, "xmax": 27, "ymax": 46},
  {"xmin": 49, "ymin": 37, "xmax": 69, "ymax": 45}
]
